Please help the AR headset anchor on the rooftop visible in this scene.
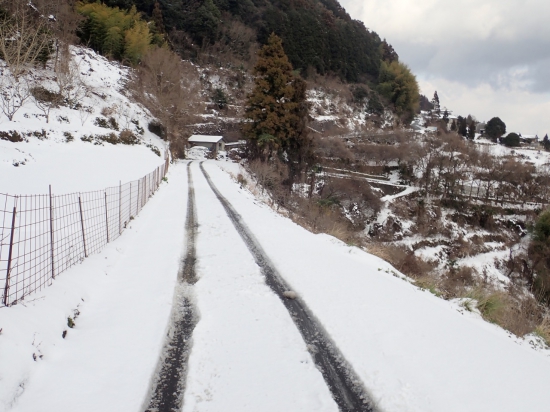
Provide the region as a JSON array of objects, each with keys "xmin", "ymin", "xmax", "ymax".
[{"xmin": 188, "ymin": 135, "xmax": 224, "ymax": 143}]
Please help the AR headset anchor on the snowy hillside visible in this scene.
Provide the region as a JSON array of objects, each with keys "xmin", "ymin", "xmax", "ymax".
[{"xmin": 0, "ymin": 46, "xmax": 167, "ymax": 195}]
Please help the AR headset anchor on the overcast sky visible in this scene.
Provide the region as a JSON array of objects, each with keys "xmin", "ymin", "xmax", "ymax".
[{"xmin": 339, "ymin": 0, "xmax": 550, "ymax": 136}]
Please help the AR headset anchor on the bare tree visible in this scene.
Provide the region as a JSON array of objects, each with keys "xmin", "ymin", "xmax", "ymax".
[
  {"xmin": 0, "ymin": 0, "xmax": 54, "ymax": 77},
  {"xmin": 55, "ymin": 54, "xmax": 89, "ymax": 108},
  {"xmin": 0, "ymin": 0, "xmax": 56, "ymax": 120},
  {"xmin": 131, "ymin": 46, "xmax": 201, "ymax": 157}
]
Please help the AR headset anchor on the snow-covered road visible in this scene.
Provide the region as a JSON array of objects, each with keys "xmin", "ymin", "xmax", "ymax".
[
  {"xmin": 179, "ymin": 161, "xmax": 338, "ymax": 411},
  {"xmin": 2, "ymin": 160, "xmax": 550, "ymax": 412}
]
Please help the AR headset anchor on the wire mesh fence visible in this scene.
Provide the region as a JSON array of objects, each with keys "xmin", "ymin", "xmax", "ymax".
[{"xmin": 0, "ymin": 155, "xmax": 170, "ymax": 307}]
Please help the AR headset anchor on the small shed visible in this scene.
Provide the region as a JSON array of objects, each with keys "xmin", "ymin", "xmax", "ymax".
[{"xmin": 188, "ymin": 135, "xmax": 225, "ymax": 154}]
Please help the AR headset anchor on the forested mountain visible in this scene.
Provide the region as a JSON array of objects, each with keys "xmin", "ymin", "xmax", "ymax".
[{"xmin": 102, "ymin": 0, "xmax": 391, "ymax": 83}]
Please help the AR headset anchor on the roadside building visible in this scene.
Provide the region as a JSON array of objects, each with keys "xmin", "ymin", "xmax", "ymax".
[{"xmin": 188, "ymin": 135, "xmax": 226, "ymax": 155}]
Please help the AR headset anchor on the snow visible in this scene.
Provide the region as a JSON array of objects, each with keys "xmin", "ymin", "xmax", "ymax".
[
  {"xmin": 0, "ymin": 138, "xmax": 164, "ymax": 195},
  {"xmin": 0, "ymin": 46, "xmax": 166, "ymax": 195},
  {"xmin": 0, "ymin": 165, "xmax": 187, "ymax": 412},
  {"xmin": 198, "ymin": 161, "xmax": 550, "ymax": 412},
  {"xmin": 2, "ymin": 158, "xmax": 550, "ymax": 411},
  {"xmin": 188, "ymin": 135, "xmax": 224, "ymax": 144},
  {"xmin": 182, "ymin": 162, "xmax": 337, "ymax": 411}
]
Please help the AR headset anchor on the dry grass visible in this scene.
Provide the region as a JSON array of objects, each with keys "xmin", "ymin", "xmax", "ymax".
[
  {"xmin": 415, "ymin": 275, "xmax": 441, "ymax": 297},
  {"xmin": 366, "ymin": 243, "xmax": 436, "ymax": 277},
  {"xmin": 535, "ymin": 317, "xmax": 550, "ymax": 345},
  {"xmin": 461, "ymin": 288, "xmax": 543, "ymax": 337}
]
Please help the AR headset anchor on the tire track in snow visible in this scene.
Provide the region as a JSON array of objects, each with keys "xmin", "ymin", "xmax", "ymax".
[
  {"xmin": 199, "ymin": 162, "xmax": 374, "ymax": 412},
  {"xmin": 145, "ymin": 162, "xmax": 198, "ymax": 412}
]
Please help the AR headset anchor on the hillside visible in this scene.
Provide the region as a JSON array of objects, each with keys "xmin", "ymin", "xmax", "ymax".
[
  {"xmin": 0, "ymin": 47, "xmax": 167, "ymax": 195},
  {"xmin": 108, "ymin": 0, "xmax": 386, "ymax": 82}
]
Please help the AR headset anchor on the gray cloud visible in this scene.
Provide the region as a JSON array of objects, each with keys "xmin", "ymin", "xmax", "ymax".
[
  {"xmin": 340, "ymin": 0, "xmax": 550, "ymax": 91},
  {"xmin": 339, "ymin": 0, "xmax": 550, "ymax": 134}
]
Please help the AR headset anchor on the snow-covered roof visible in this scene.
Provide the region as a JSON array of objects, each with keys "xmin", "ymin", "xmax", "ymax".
[
  {"xmin": 188, "ymin": 135, "xmax": 224, "ymax": 143},
  {"xmin": 225, "ymin": 140, "xmax": 246, "ymax": 147}
]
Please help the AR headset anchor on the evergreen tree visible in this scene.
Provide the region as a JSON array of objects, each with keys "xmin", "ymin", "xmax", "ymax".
[
  {"xmin": 431, "ymin": 91, "xmax": 440, "ymax": 114},
  {"xmin": 377, "ymin": 60, "xmax": 419, "ymax": 122},
  {"xmin": 543, "ymin": 134, "xmax": 550, "ymax": 151},
  {"xmin": 485, "ymin": 117, "xmax": 506, "ymax": 142},
  {"xmin": 243, "ymin": 33, "xmax": 311, "ymax": 182},
  {"xmin": 457, "ymin": 116, "xmax": 468, "ymax": 137},
  {"xmin": 442, "ymin": 109, "xmax": 449, "ymax": 123},
  {"xmin": 503, "ymin": 132, "xmax": 520, "ymax": 147},
  {"xmin": 450, "ymin": 119, "xmax": 457, "ymax": 132},
  {"xmin": 468, "ymin": 119, "xmax": 476, "ymax": 140}
]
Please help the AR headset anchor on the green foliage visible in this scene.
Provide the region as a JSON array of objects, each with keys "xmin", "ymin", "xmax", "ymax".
[
  {"xmin": 528, "ymin": 209, "xmax": 550, "ymax": 304},
  {"xmin": 485, "ymin": 117, "xmax": 506, "ymax": 141},
  {"xmin": 243, "ymin": 33, "xmax": 311, "ymax": 179},
  {"xmin": 352, "ymin": 86, "xmax": 369, "ymax": 104},
  {"xmin": 212, "ymin": 88, "xmax": 228, "ymax": 109},
  {"xmin": 534, "ymin": 209, "xmax": 550, "ymax": 244},
  {"xmin": 128, "ymin": 0, "xmax": 385, "ymax": 82},
  {"xmin": 77, "ymin": 3, "xmax": 151, "ymax": 64},
  {"xmin": 367, "ymin": 91, "xmax": 384, "ymax": 115},
  {"xmin": 457, "ymin": 116, "xmax": 467, "ymax": 137},
  {"xmin": 377, "ymin": 60, "xmax": 419, "ymax": 122},
  {"xmin": 503, "ymin": 132, "xmax": 520, "ymax": 147}
]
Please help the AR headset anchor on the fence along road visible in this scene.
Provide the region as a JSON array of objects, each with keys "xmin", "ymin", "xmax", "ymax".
[{"xmin": 0, "ymin": 154, "xmax": 170, "ymax": 307}]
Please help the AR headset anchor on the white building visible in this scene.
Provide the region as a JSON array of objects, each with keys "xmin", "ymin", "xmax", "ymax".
[{"xmin": 188, "ymin": 135, "xmax": 226, "ymax": 154}]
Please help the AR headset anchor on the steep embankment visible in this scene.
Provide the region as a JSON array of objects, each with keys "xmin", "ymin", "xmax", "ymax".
[{"xmin": 0, "ymin": 46, "xmax": 166, "ymax": 195}]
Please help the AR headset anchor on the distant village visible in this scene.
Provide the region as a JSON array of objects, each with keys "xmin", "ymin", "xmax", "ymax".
[{"xmin": 411, "ymin": 92, "xmax": 548, "ymax": 149}]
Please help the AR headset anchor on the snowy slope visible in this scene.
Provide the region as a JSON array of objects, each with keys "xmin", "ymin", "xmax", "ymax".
[
  {"xmin": 204, "ymin": 161, "xmax": 550, "ymax": 412},
  {"xmin": 0, "ymin": 47, "xmax": 166, "ymax": 195}
]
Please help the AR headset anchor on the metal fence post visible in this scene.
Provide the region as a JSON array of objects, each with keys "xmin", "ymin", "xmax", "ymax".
[
  {"xmin": 104, "ymin": 192, "xmax": 110, "ymax": 243},
  {"xmin": 3, "ymin": 205, "xmax": 17, "ymax": 306},
  {"xmin": 136, "ymin": 179, "xmax": 140, "ymax": 213},
  {"xmin": 78, "ymin": 196, "xmax": 88, "ymax": 258},
  {"xmin": 118, "ymin": 181, "xmax": 122, "ymax": 235},
  {"xmin": 129, "ymin": 182, "xmax": 132, "ymax": 218},
  {"xmin": 49, "ymin": 186, "xmax": 55, "ymax": 280}
]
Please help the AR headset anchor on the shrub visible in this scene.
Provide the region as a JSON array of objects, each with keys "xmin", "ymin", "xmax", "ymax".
[
  {"xmin": 93, "ymin": 117, "xmax": 119, "ymax": 131},
  {"xmin": 0, "ymin": 130, "xmax": 24, "ymax": 142},
  {"xmin": 64, "ymin": 132, "xmax": 74, "ymax": 142},
  {"xmin": 485, "ymin": 117, "xmax": 506, "ymax": 141},
  {"xmin": 148, "ymin": 120, "xmax": 166, "ymax": 139},
  {"xmin": 146, "ymin": 143, "xmax": 161, "ymax": 156},
  {"xmin": 212, "ymin": 88, "xmax": 228, "ymax": 109},
  {"xmin": 503, "ymin": 132, "xmax": 520, "ymax": 147},
  {"xmin": 119, "ymin": 129, "xmax": 139, "ymax": 145},
  {"xmin": 30, "ymin": 86, "xmax": 62, "ymax": 105},
  {"xmin": 533, "ymin": 209, "xmax": 550, "ymax": 243},
  {"xmin": 535, "ymin": 317, "xmax": 550, "ymax": 345}
]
